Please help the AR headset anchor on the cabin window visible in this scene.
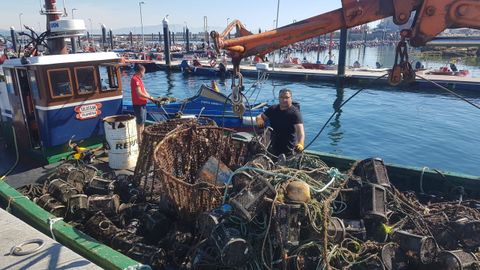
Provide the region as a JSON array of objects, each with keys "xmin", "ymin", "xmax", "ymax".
[
  {"xmin": 74, "ymin": 66, "xmax": 97, "ymax": 94},
  {"xmin": 28, "ymin": 70, "xmax": 41, "ymax": 99},
  {"xmin": 48, "ymin": 68, "xmax": 73, "ymax": 97},
  {"xmin": 99, "ymin": 65, "xmax": 119, "ymax": 91}
]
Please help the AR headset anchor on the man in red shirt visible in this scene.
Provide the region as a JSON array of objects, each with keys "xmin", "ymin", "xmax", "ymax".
[
  {"xmin": 0, "ymin": 49, "xmax": 8, "ymax": 64},
  {"xmin": 130, "ymin": 64, "xmax": 155, "ymax": 144}
]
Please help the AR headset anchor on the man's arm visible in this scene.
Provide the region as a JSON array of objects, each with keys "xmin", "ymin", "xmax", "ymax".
[
  {"xmin": 256, "ymin": 113, "xmax": 268, "ymax": 128},
  {"xmin": 136, "ymin": 86, "xmax": 154, "ymax": 101},
  {"xmin": 294, "ymin": 123, "xmax": 305, "ymax": 151}
]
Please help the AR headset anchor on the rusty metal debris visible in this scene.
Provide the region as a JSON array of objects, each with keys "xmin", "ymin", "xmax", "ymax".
[{"xmin": 17, "ymin": 122, "xmax": 480, "ymax": 269}]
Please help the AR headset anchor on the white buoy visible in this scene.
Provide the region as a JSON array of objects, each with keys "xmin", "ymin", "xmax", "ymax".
[{"xmin": 103, "ymin": 115, "xmax": 139, "ymax": 169}]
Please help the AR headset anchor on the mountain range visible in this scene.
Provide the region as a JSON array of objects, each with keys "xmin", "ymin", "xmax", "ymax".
[{"xmin": 0, "ymin": 23, "xmax": 226, "ymax": 37}]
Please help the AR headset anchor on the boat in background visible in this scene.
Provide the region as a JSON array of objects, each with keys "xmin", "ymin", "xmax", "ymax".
[
  {"xmin": 427, "ymin": 66, "xmax": 470, "ymax": 77},
  {"xmin": 301, "ymin": 62, "xmax": 338, "ymax": 70},
  {"xmin": 179, "ymin": 59, "xmax": 229, "ymax": 77},
  {"xmin": 123, "ymin": 84, "xmax": 268, "ymax": 131},
  {"xmin": 426, "ymin": 62, "xmax": 470, "ymax": 77}
]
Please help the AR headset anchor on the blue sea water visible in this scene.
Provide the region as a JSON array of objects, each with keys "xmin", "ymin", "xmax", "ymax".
[{"xmin": 122, "ymin": 47, "xmax": 480, "ymax": 176}]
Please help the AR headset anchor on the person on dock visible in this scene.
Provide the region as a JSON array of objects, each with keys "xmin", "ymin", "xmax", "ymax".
[
  {"xmin": 130, "ymin": 64, "xmax": 156, "ymax": 145},
  {"xmin": 256, "ymin": 88, "xmax": 305, "ymax": 157}
]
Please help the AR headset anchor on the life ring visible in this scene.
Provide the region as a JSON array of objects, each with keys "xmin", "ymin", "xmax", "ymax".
[{"xmin": 209, "ymin": 59, "xmax": 217, "ymax": 67}]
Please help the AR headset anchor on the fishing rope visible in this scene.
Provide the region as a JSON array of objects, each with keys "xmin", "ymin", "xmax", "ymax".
[
  {"xmin": 305, "ymin": 73, "xmax": 388, "ymax": 150},
  {"xmin": 319, "ymin": 160, "xmax": 359, "ymax": 269},
  {"xmin": 5, "ymin": 195, "xmax": 29, "ymax": 213},
  {"xmin": 420, "ymin": 166, "xmax": 428, "ymax": 193},
  {"xmin": 222, "ymin": 165, "xmax": 343, "ymax": 204},
  {"xmin": 48, "ymin": 217, "xmax": 63, "ymax": 241},
  {"xmin": 416, "ymin": 73, "xmax": 480, "ymax": 110},
  {"xmin": 9, "ymin": 239, "xmax": 46, "ymax": 256}
]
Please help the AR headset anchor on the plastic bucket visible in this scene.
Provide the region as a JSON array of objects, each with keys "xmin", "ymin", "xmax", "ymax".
[{"xmin": 103, "ymin": 115, "xmax": 139, "ymax": 169}]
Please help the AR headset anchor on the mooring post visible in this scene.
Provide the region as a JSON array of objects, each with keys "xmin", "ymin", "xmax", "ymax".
[
  {"xmin": 337, "ymin": 27, "xmax": 348, "ymax": 87},
  {"xmin": 10, "ymin": 27, "xmax": 17, "ymax": 53},
  {"xmin": 101, "ymin": 24, "xmax": 107, "ymax": 52},
  {"xmin": 163, "ymin": 17, "xmax": 171, "ymax": 67},
  {"xmin": 109, "ymin": 29, "xmax": 114, "ymax": 50},
  {"xmin": 186, "ymin": 27, "xmax": 190, "ymax": 53}
]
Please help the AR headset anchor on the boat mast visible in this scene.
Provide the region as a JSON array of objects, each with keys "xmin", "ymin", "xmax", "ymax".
[{"xmin": 44, "ymin": 0, "xmax": 67, "ymax": 54}]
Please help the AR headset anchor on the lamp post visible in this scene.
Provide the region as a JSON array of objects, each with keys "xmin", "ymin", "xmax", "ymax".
[
  {"xmin": 88, "ymin": 18, "xmax": 93, "ymax": 34},
  {"xmin": 88, "ymin": 18, "xmax": 93, "ymax": 43},
  {"xmin": 275, "ymin": 0, "xmax": 280, "ymax": 28},
  {"xmin": 272, "ymin": 0, "xmax": 280, "ymax": 71},
  {"xmin": 19, "ymin": 13, "xmax": 23, "ymax": 46},
  {"xmin": 139, "ymin": 1, "xmax": 145, "ymax": 49},
  {"xmin": 71, "ymin": 8, "xmax": 77, "ymax": 19},
  {"xmin": 227, "ymin": 18, "xmax": 230, "ymax": 39},
  {"xmin": 183, "ymin": 21, "xmax": 187, "ymax": 43}
]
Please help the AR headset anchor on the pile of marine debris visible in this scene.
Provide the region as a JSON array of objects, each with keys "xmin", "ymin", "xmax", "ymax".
[{"xmin": 17, "ymin": 122, "xmax": 480, "ymax": 270}]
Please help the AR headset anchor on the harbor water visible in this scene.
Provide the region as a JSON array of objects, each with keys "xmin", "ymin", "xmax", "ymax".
[{"xmin": 122, "ymin": 47, "xmax": 480, "ymax": 176}]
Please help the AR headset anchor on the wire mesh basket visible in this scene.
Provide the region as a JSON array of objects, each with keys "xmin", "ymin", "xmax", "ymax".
[
  {"xmin": 153, "ymin": 125, "xmax": 251, "ymax": 220},
  {"xmin": 134, "ymin": 118, "xmax": 216, "ymax": 197}
]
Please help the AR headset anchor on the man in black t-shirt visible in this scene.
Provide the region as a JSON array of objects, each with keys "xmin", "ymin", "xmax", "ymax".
[{"xmin": 256, "ymin": 88, "xmax": 305, "ymax": 156}]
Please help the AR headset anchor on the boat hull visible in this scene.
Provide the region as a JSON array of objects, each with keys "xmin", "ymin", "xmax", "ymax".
[{"xmin": 123, "ymin": 84, "xmax": 266, "ymax": 131}]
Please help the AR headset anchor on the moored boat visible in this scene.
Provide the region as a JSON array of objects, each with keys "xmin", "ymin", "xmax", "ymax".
[
  {"xmin": 179, "ymin": 59, "xmax": 229, "ymax": 77},
  {"xmin": 2, "ymin": 0, "xmax": 480, "ymax": 269},
  {"xmin": 0, "ymin": 52, "xmax": 124, "ymax": 164},
  {"xmin": 426, "ymin": 65, "xmax": 470, "ymax": 77},
  {"xmin": 301, "ymin": 62, "xmax": 337, "ymax": 70},
  {"xmin": 123, "ymin": 83, "xmax": 268, "ymax": 131}
]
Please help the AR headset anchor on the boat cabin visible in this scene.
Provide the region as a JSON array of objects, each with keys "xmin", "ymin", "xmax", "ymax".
[{"xmin": 0, "ymin": 52, "xmax": 123, "ymax": 163}]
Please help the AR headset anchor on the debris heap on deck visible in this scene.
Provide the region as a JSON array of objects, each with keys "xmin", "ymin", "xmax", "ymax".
[{"xmin": 17, "ymin": 120, "xmax": 480, "ymax": 270}]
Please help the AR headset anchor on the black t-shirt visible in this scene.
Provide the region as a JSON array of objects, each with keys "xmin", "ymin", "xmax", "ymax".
[{"xmin": 264, "ymin": 104, "xmax": 303, "ymax": 156}]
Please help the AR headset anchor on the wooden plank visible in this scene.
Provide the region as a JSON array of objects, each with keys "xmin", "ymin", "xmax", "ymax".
[{"xmin": 0, "ymin": 208, "xmax": 101, "ymax": 270}]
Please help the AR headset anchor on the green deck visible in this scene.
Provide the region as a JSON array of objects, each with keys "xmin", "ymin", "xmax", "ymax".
[{"xmin": 0, "ymin": 181, "xmax": 150, "ymax": 270}]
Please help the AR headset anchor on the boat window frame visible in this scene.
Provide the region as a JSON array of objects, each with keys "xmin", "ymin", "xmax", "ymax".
[
  {"xmin": 98, "ymin": 64, "xmax": 120, "ymax": 92},
  {"xmin": 74, "ymin": 66, "xmax": 98, "ymax": 95},
  {"xmin": 28, "ymin": 69, "xmax": 41, "ymax": 100},
  {"xmin": 3, "ymin": 68, "xmax": 17, "ymax": 95},
  {"xmin": 47, "ymin": 68, "xmax": 74, "ymax": 99}
]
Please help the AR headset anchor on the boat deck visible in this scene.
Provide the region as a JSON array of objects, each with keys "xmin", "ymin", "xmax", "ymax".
[{"xmin": 0, "ymin": 208, "xmax": 101, "ymax": 270}]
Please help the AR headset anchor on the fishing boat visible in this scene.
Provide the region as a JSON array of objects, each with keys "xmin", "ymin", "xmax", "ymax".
[
  {"xmin": 0, "ymin": 39, "xmax": 124, "ymax": 165},
  {"xmin": 122, "ymin": 83, "xmax": 268, "ymax": 131},
  {"xmin": 2, "ymin": 0, "xmax": 480, "ymax": 269},
  {"xmin": 1, "ymin": 149, "xmax": 479, "ymax": 269}
]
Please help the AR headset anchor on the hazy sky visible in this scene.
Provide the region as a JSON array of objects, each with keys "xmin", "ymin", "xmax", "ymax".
[{"xmin": 1, "ymin": 0, "xmax": 342, "ymax": 32}]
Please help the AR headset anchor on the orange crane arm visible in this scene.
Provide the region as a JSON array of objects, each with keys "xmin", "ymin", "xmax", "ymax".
[{"xmin": 211, "ymin": 0, "xmax": 480, "ymax": 65}]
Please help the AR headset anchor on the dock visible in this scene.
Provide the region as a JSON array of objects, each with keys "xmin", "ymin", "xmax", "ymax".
[
  {"xmin": 0, "ymin": 208, "xmax": 101, "ymax": 270},
  {"xmin": 155, "ymin": 60, "xmax": 480, "ymax": 91}
]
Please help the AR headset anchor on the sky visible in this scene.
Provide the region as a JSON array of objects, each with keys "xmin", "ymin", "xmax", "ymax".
[{"xmin": 0, "ymin": 0, "xmax": 342, "ymax": 33}]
